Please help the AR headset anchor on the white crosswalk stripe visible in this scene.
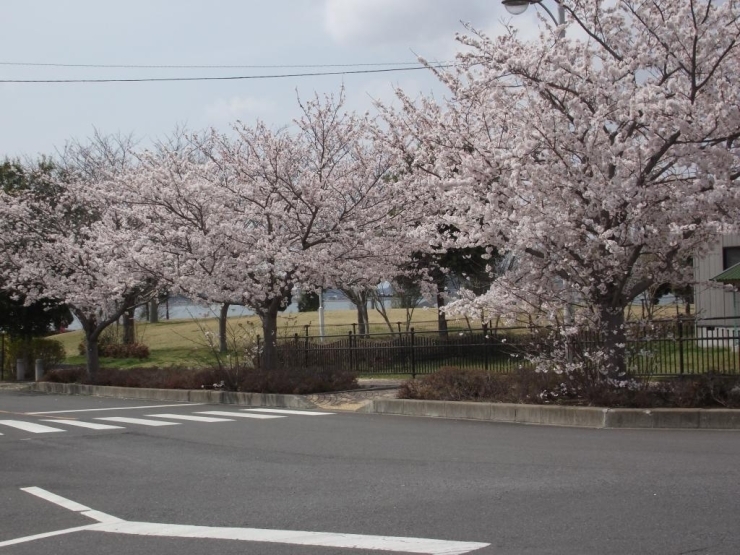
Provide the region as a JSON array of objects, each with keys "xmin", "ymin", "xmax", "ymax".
[
  {"xmin": 41, "ymin": 419, "xmax": 124, "ymax": 430},
  {"xmin": 96, "ymin": 417, "xmax": 180, "ymax": 427},
  {"xmin": 146, "ymin": 414, "xmax": 234, "ymax": 423},
  {"xmin": 196, "ymin": 411, "xmax": 285, "ymax": 420},
  {"xmin": 243, "ymin": 409, "xmax": 334, "ymax": 416},
  {"xmin": 0, "ymin": 420, "xmax": 66, "ymax": 434},
  {"xmin": 1, "ymin": 408, "xmax": 334, "ymax": 438}
]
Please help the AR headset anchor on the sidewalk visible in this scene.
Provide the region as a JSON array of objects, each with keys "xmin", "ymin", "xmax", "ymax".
[{"xmin": 307, "ymin": 378, "xmax": 402, "ymax": 411}]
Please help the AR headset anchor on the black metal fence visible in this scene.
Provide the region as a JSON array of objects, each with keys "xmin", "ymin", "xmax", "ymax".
[{"xmin": 269, "ymin": 318, "xmax": 740, "ymax": 377}]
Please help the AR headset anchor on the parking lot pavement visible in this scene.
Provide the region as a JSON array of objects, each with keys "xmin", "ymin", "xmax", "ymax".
[{"xmin": 1, "ymin": 390, "xmax": 739, "ymax": 554}]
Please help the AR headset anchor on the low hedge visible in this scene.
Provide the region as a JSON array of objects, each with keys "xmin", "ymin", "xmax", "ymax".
[
  {"xmin": 42, "ymin": 364, "xmax": 357, "ymax": 395},
  {"xmin": 397, "ymin": 367, "xmax": 740, "ymax": 409}
]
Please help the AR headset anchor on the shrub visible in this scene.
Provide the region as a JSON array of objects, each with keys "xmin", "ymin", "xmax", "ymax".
[
  {"xmin": 78, "ymin": 340, "xmax": 150, "ymax": 359},
  {"xmin": 100, "ymin": 343, "xmax": 150, "ymax": 359},
  {"xmin": 5, "ymin": 337, "xmax": 66, "ymax": 377},
  {"xmin": 43, "ymin": 367, "xmax": 87, "ymax": 383},
  {"xmin": 235, "ymin": 365, "xmax": 358, "ymax": 394},
  {"xmin": 397, "ymin": 367, "xmax": 740, "ymax": 409},
  {"xmin": 41, "ymin": 364, "xmax": 358, "ymax": 394},
  {"xmin": 398, "ymin": 367, "xmax": 557, "ymax": 403}
]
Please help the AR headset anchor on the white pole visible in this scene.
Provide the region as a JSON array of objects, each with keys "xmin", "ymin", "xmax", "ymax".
[{"xmin": 318, "ymin": 288, "xmax": 325, "ymax": 343}]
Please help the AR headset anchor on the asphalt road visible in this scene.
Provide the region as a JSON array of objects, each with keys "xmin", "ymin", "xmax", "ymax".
[{"xmin": 1, "ymin": 390, "xmax": 739, "ymax": 555}]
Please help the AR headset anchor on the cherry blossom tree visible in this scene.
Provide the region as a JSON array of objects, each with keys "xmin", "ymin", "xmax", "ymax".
[
  {"xmin": 0, "ymin": 136, "xmax": 159, "ymax": 376},
  {"xmin": 122, "ymin": 92, "xmax": 410, "ymax": 370},
  {"xmin": 387, "ymin": 0, "xmax": 740, "ymax": 377}
]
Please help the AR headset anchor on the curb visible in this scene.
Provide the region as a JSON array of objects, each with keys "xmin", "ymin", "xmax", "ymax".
[
  {"xmin": 25, "ymin": 382, "xmax": 317, "ymax": 409},
  {"xmin": 19, "ymin": 383, "xmax": 740, "ymax": 429},
  {"xmin": 357, "ymin": 399, "xmax": 740, "ymax": 430}
]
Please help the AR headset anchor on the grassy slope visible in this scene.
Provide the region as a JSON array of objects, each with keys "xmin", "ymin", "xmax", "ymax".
[
  {"xmin": 51, "ymin": 303, "xmax": 693, "ymax": 370},
  {"xmin": 51, "ymin": 308, "xmax": 452, "ymax": 368}
]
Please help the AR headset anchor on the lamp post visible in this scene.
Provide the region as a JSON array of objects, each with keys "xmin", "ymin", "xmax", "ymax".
[
  {"xmin": 502, "ymin": 0, "xmax": 566, "ymax": 28},
  {"xmin": 503, "ymin": 0, "xmax": 571, "ymax": 329},
  {"xmin": 0, "ymin": 331, "xmax": 5, "ymax": 381}
]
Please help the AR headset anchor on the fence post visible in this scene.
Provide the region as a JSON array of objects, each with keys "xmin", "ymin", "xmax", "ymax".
[
  {"xmin": 482, "ymin": 323, "xmax": 489, "ymax": 372},
  {"xmin": 16, "ymin": 358, "xmax": 25, "ymax": 381},
  {"xmin": 304, "ymin": 327, "xmax": 309, "ymax": 367},
  {"xmin": 256, "ymin": 336, "xmax": 262, "ymax": 369},
  {"xmin": 410, "ymin": 327, "xmax": 416, "ymax": 379},
  {"xmin": 0, "ymin": 332, "xmax": 5, "ymax": 381},
  {"xmin": 677, "ymin": 319, "xmax": 685, "ymax": 375},
  {"xmin": 35, "ymin": 359, "xmax": 44, "ymax": 381},
  {"xmin": 348, "ymin": 331, "xmax": 355, "ymax": 374}
]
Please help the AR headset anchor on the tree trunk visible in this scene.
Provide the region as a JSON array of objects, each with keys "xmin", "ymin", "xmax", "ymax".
[
  {"xmin": 260, "ymin": 301, "xmax": 281, "ymax": 372},
  {"xmin": 219, "ymin": 303, "xmax": 230, "ymax": 353},
  {"xmin": 359, "ymin": 302, "xmax": 369, "ymax": 336},
  {"xmin": 85, "ymin": 334, "xmax": 100, "ymax": 378},
  {"xmin": 437, "ymin": 291, "xmax": 448, "ymax": 339},
  {"xmin": 599, "ymin": 306, "xmax": 627, "ymax": 379},
  {"xmin": 122, "ymin": 307, "xmax": 135, "ymax": 345},
  {"xmin": 149, "ymin": 299, "xmax": 159, "ymax": 324}
]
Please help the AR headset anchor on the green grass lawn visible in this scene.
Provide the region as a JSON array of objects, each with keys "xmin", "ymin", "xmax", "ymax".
[{"xmin": 50, "ymin": 308, "xmax": 477, "ymax": 371}]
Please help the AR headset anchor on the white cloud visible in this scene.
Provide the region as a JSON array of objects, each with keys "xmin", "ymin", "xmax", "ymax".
[
  {"xmin": 204, "ymin": 95, "xmax": 276, "ymax": 123},
  {"xmin": 323, "ymin": 0, "xmax": 496, "ymax": 51}
]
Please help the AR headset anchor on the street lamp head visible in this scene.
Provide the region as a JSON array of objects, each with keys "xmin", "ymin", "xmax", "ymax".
[{"xmin": 502, "ymin": 0, "xmax": 534, "ymax": 16}]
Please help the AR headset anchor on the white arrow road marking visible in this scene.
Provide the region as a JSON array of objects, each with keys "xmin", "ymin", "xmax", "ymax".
[
  {"xmin": 7, "ymin": 487, "xmax": 490, "ymax": 554},
  {"xmin": 243, "ymin": 408, "xmax": 334, "ymax": 416},
  {"xmin": 196, "ymin": 411, "xmax": 284, "ymax": 420},
  {"xmin": 41, "ymin": 420, "xmax": 124, "ymax": 430},
  {"xmin": 0, "ymin": 420, "xmax": 65, "ymax": 434},
  {"xmin": 146, "ymin": 414, "xmax": 234, "ymax": 423},
  {"xmin": 96, "ymin": 417, "xmax": 180, "ymax": 426}
]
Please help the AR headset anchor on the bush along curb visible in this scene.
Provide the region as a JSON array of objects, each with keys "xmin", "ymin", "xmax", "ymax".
[
  {"xmin": 356, "ymin": 399, "xmax": 740, "ymax": 429},
  {"xmin": 26, "ymin": 382, "xmax": 317, "ymax": 410}
]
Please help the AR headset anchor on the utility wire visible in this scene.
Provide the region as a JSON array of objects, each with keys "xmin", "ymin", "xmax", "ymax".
[
  {"xmin": 0, "ymin": 65, "xmax": 452, "ymax": 84},
  {"xmin": 0, "ymin": 61, "xmax": 433, "ymax": 69}
]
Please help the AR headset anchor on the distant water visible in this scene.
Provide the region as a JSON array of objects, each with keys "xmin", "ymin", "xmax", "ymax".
[{"xmin": 66, "ymin": 296, "xmax": 391, "ymax": 331}]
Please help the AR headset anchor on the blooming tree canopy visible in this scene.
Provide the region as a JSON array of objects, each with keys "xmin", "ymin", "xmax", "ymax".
[
  {"xmin": 0, "ymin": 136, "xmax": 159, "ymax": 375},
  {"xmin": 121, "ymin": 92, "xmax": 411, "ymax": 369},
  {"xmin": 387, "ymin": 0, "xmax": 740, "ymax": 376}
]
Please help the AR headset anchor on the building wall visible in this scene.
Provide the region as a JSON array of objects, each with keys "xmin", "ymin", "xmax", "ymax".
[{"xmin": 694, "ymin": 234, "xmax": 740, "ymax": 327}]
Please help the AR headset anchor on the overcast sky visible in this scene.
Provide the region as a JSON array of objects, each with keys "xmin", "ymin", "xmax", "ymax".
[{"xmin": 0, "ymin": 1, "xmax": 544, "ymax": 159}]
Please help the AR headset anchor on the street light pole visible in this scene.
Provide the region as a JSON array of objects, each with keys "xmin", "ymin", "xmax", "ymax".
[
  {"xmin": 502, "ymin": 0, "xmax": 566, "ymax": 28},
  {"xmin": 503, "ymin": 0, "xmax": 573, "ymax": 333}
]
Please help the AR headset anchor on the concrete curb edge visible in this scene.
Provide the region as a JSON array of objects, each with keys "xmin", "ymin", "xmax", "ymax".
[
  {"xmin": 356, "ymin": 399, "xmax": 740, "ymax": 429},
  {"xmin": 21, "ymin": 383, "xmax": 740, "ymax": 428},
  {"xmin": 26, "ymin": 382, "xmax": 317, "ymax": 409}
]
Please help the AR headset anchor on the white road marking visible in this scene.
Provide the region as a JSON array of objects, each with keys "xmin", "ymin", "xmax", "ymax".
[
  {"xmin": 20, "ymin": 487, "xmax": 122, "ymax": 524},
  {"xmin": 12, "ymin": 487, "xmax": 490, "ymax": 555},
  {"xmin": 0, "ymin": 420, "xmax": 65, "ymax": 434},
  {"xmin": 41, "ymin": 419, "xmax": 124, "ymax": 430},
  {"xmin": 0, "ymin": 525, "xmax": 98, "ymax": 548},
  {"xmin": 96, "ymin": 417, "xmax": 179, "ymax": 427},
  {"xmin": 243, "ymin": 408, "xmax": 334, "ymax": 416},
  {"xmin": 196, "ymin": 411, "xmax": 284, "ymax": 420},
  {"xmin": 93, "ymin": 521, "xmax": 490, "ymax": 554},
  {"xmin": 21, "ymin": 486, "xmax": 93, "ymax": 512},
  {"xmin": 146, "ymin": 414, "xmax": 234, "ymax": 423},
  {"xmin": 28, "ymin": 403, "xmax": 205, "ymax": 415}
]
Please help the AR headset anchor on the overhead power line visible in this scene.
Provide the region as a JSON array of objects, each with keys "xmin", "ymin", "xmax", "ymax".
[
  {"xmin": 0, "ymin": 60, "xmax": 433, "ymax": 69},
  {"xmin": 0, "ymin": 65, "xmax": 452, "ymax": 84}
]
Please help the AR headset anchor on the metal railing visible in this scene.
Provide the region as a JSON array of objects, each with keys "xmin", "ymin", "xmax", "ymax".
[{"xmin": 264, "ymin": 318, "xmax": 740, "ymax": 377}]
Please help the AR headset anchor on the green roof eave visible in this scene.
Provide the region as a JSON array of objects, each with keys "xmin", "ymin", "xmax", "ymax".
[{"xmin": 712, "ymin": 262, "xmax": 740, "ymax": 283}]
